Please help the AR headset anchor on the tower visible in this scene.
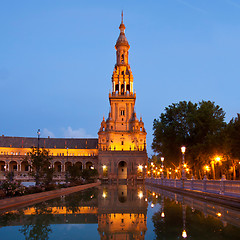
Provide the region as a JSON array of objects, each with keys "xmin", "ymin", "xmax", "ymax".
[{"xmin": 98, "ymin": 13, "xmax": 147, "ymax": 181}]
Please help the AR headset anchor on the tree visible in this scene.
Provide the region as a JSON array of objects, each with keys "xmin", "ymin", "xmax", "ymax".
[
  {"xmin": 223, "ymin": 114, "xmax": 240, "ymax": 179},
  {"xmin": 152, "ymin": 101, "xmax": 226, "ymax": 177},
  {"xmin": 67, "ymin": 164, "xmax": 82, "ymax": 183},
  {"xmin": 26, "ymin": 147, "xmax": 53, "ymax": 186}
]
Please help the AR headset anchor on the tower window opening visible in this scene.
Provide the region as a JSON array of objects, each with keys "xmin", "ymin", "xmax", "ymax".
[
  {"xmin": 121, "ymin": 84, "xmax": 124, "ymax": 94},
  {"xmin": 121, "ymin": 54, "xmax": 124, "ymax": 63},
  {"xmin": 127, "ymin": 84, "xmax": 130, "ymax": 91},
  {"xmin": 120, "ymin": 110, "xmax": 125, "ymax": 116},
  {"xmin": 115, "ymin": 84, "xmax": 119, "ymax": 91},
  {"xmin": 122, "ymin": 71, "xmax": 124, "ymax": 75},
  {"xmin": 121, "ymin": 141, "xmax": 124, "ymax": 145}
]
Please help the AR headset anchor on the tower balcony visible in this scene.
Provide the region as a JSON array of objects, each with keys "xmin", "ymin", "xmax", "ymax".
[{"xmin": 109, "ymin": 92, "xmax": 136, "ymax": 99}]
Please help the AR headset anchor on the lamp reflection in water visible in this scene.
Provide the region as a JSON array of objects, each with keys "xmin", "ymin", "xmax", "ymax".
[
  {"xmin": 161, "ymin": 196, "xmax": 165, "ymax": 219},
  {"xmin": 182, "ymin": 197, "xmax": 187, "ymax": 238}
]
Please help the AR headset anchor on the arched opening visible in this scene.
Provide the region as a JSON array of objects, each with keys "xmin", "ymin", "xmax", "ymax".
[
  {"xmin": 121, "ymin": 84, "xmax": 124, "ymax": 95},
  {"xmin": 86, "ymin": 161, "xmax": 93, "ymax": 170},
  {"xmin": 118, "ymin": 161, "xmax": 127, "ymax": 179},
  {"xmin": 75, "ymin": 161, "xmax": 83, "ymax": 171},
  {"xmin": 65, "ymin": 162, "xmax": 72, "ymax": 172},
  {"xmin": 21, "ymin": 160, "xmax": 29, "ymax": 172},
  {"xmin": 127, "ymin": 84, "xmax": 130, "ymax": 92},
  {"xmin": 0, "ymin": 161, "xmax": 5, "ymax": 171},
  {"xmin": 54, "ymin": 161, "xmax": 62, "ymax": 172},
  {"xmin": 9, "ymin": 161, "xmax": 17, "ymax": 171},
  {"xmin": 115, "ymin": 84, "xmax": 119, "ymax": 92},
  {"xmin": 121, "ymin": 54, "xmax": 124, "ymax": 63}
]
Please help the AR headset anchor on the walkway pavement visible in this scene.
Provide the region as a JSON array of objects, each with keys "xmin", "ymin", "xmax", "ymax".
[{"xmin": 0, "ymin": 182, "xmax": 101, "ymax": 213}]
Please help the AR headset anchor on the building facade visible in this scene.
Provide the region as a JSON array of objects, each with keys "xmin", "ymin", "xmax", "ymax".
[{"xmin": 0, "ymin": 15, "xmax": 147, "ymax": 182}]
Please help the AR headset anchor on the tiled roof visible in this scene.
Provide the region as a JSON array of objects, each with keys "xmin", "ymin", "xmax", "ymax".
[{"xmin": 0, "ymin": 136, "xmax": 98, "ymax": 149}]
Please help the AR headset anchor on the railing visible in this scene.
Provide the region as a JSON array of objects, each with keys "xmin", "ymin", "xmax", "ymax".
[{"xmin": 146, "ymin": 177, "xmax": 240, "ymax": 198}]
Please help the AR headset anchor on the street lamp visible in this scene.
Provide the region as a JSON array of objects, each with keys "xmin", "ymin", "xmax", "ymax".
[
  {"xmin": 161, "ymin": 157, "xmax": 164, "ymax": 179},
  {"xmin": 37, "ymin": 129, "xmax": 40, "ymax": 150},
  {"xmin": 181, "ymin": 146, "xmax": 186, "ymax": 179},
  {"xmin": 65, "ymin": 147, "xmax": 69, "ymax": 184}
]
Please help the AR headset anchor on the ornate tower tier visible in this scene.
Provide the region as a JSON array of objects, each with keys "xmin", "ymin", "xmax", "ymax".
[{"xmin": 98, "ymin": 14, "xmax": 147, "ymax": 152}]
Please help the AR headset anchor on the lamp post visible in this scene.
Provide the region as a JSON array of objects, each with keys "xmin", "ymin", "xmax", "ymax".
[
  {"xmin": 161, "ymin": 157, "xmax": 164, "ymax": 179},
  {"xmin": 181, "ymin": 146, "xmax": 186, "ymax": 179},
  {"xmin": 37, "ymin": 129, "xmax": 40, "ymax": 151},
  {"xmin": 65, "ymin": 147, "xmax": 69, "ymax": 184}
]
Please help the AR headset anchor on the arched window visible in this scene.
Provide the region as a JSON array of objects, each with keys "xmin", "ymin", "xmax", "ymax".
[
  {"xmin": 121, "ymin": 54, "xmax": 124, "ymax": 63},
  {"xmin": 121, "ymin": 84, "xmax": 124, "ymax": 94}
]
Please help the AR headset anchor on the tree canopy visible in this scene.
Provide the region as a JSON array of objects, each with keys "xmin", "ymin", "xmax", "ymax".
[
  {"xmin": 26, "ymin": 147, "xmax": 53, "ymax": 186},
  {"xmin": 152, "ymin": 101, "xmax": 226, "ymax": 175}
]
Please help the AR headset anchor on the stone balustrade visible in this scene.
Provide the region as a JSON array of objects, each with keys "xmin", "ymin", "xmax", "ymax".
[{"xmin": 146, "ymin": 177, "xmax": 240, "ymax": 198}]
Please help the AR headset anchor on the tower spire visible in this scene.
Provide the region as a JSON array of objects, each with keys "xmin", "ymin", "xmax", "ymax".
[{"xmin": 121, "ymin": 10, "xmax": 123, "ymax": 24}]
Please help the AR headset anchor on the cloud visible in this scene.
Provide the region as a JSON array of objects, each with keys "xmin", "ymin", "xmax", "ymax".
[
  {"xmin": 42, "ymin": 128, "xmax": 55, "ymax": 138},
  {"xmin": 62, "ymin": 126, "xmax": 93, "ymax": 138},
  {"xmin": 176, "ymin": 0, "xmax": 207, "ymax": 14},
  {"xmin": 225, "ymin": 0, "xmax": 240, "ymax": 9}
]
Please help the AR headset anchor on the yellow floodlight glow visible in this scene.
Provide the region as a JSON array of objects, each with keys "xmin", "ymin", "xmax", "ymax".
[
  {"xmin": 204, "ymin": 165, "xmax": 210, "ymax": 172},
  {"xmin": 102, "ymin": 192, "xmax": 107, "ymax": 198},
  {"xmin": 215, "ymin": 156, "xmax": 221, "ymax": 162},
  {"xmin": 175, "ymin": 169, "xmax": 178, "ymax": 173},
  {"xmin": 138, "ymin": 191, "xmax": 143, "ymax": 199},
  {"xmin": 102, "ymin": 165, "xmax": 107, "ymax": 169},
  {"xmin": 138, "ymin": 165, "xmax": 143, "ymax": 171},
  {"xmin": 145, "ymin": 198, "xmax": 148, "ymax": 202},
  {"xmin": 151, "ymin": 162, "xmax": 154, "ymax": 166},
  {"xmin": 151, "ymin": 203, "xmax": 154, "ymax": 208},
  {"xmin": 161, "ymin": 212, "xmax": 165, "ymax": 218},
  {"xmin": 217, "ymin": 212, "xmax": 222, "ymax": 217},
  {"xmin": 183, "ymin": 164, "xmax": 187, "ymax": 168}
]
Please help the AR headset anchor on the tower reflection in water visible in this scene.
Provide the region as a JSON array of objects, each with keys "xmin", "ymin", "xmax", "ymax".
[
  {"xmin": 98, "ymin": 185, "xmax": 147, "ymax": 239},
  {"xmin": 0, "ymin": 185, "xmax": 148, "ymax": 240}
]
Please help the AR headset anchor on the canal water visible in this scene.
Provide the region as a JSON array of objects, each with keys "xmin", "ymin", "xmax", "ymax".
[{"xmin": 0, "ymin": 184, "xmax": 240, "ymax": 239}]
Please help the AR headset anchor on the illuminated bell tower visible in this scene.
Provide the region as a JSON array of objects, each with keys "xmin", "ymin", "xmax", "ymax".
[{"xmin": 98, "ymin": 13, "xmax": 147, "ymax": 152}]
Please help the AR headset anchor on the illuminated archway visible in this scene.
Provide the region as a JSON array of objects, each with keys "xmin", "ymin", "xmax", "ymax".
[
  {"xmin": 75, "ymin": 161, "xmax": 83, "ymax": 170},
  {"xmin": 65, "ymin": 162, "xmax": 72, "ymax": 172},
  {"xmin": 118, "ymin": 161, "xmax": 127, "ymax": 179},
  {"xmin": 0, "ymin": 161, "xmax": 5, "ymax": 171},
  {"xmin": 86, "ymin": 161, "xmax": 93, "ymax": 170},
  {"xmin": 9, "ymin": 161, "xmax": 17, "ymax": 171},
  {"xmin": 54, "ymin": 161, "xmax": 61, "ymax": 172},
  {"xmin": 21, "ymin": 160, "xmax": 29, "ymax": 172}
]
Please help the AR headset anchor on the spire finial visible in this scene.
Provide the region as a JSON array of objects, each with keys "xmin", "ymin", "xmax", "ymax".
[{"xmin": 121, "ymin": 10, "xmax": 123, "ymax": 24}]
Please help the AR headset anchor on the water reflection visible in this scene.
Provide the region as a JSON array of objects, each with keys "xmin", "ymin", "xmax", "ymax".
[
  {"xmin": 0, "ymin": 185, "xmax": 240, "ymax": 239},
  {"xmin": 98, "ymin": 185, "xmax": 147, "ymax": 239},
  {"xmin": 147, "ymin": 185, "xmax": 240, "ymax": 240}
]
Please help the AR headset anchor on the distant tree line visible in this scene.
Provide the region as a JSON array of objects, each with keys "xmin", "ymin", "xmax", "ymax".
[{"xmin": 152, "ymin": 100, "xmax": 240, "ymax": 179}]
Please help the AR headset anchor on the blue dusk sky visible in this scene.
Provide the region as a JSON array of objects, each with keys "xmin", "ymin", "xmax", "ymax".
[{"xmin": 0, "ymin": 0, "xmax": 240, "ymax": 156}]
